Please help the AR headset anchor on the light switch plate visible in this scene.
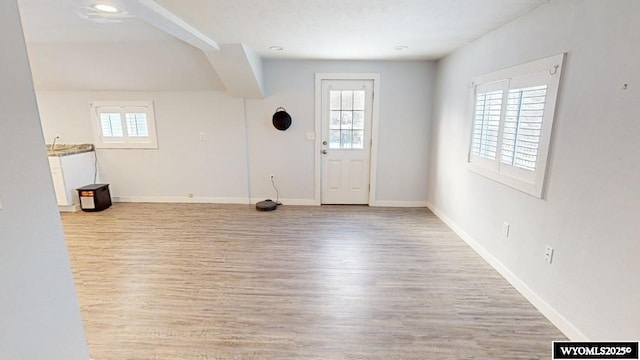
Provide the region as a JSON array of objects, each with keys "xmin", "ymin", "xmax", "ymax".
[
  {"xmin": 544, "ymin": 245, "xmax": 554, "ymax": 264},
  {"xmin": 502, "ymin": 222, "xmax": 510, "ymax": 237}
]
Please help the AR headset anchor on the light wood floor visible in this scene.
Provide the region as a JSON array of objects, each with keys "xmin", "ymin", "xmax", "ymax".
[{"xmin": 62, "ymin": 203, "xmax": 565, "ymax": 359}]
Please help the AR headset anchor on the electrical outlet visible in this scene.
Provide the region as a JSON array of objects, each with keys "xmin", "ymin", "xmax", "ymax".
[
  {"xmin": 502, "ymin": 222, "xmax": 510, "ymax": 237},
  {"xmin": 544, "ymin": 245, "xmax": 554, "ymax": 264},
  {"xmin": 187, "ymin": 193, "xmax": 194, "ymax": 198},
  {"xmin": 0, "ymin": 195, "xmax": 3, "ymax": 209},
  {"xmin": 199, "ymin": 132, "xmax": 206, "ymax": 141}
]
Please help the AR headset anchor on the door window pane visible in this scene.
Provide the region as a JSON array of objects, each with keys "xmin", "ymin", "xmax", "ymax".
[
  {"xmin": 341, "ymin": 91, "xmax": 353, "ymax": 110},
  {"xmin": 330, "ymin": 111, "xmax": 341, "ymax": 129},
  {"xmin": 352, "ymin": 130, "xmax": 364, "ymax": 148},
  {"xmin": 329, "ymin": 130, "xmax": 341, "ymax": 149},
  {"xmin": 353, "ymin": 91, "xmax": 365, "ymax": 110},
  {"xmin": 341, "ymin": 111, "xmax": 353, "ymax": 128},
  {"xmin": 353, "ymin": 111, "xmax": 364, "ymax": 129},
  {"xmin": 329, "ymin": 91, "xmax": 341, "ymax": 110},
  {"xmin": 340, "ymin": 130, "xmax": 352, "ymax": 149},
  {"xmin": 327, "ymin": 90, "xmax": 366, "ymax": 149}
]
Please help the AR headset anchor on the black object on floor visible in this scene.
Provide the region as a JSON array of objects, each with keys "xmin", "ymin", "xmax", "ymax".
[
  {"xmin": 77, "ymin": 184, "xmax": 111, "ymax": 212},
  {"xmin": 256, "ymin": 199, "xmax": 278, "ymax": 211}
]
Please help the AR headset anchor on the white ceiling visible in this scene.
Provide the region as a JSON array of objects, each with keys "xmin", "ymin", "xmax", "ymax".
[
  {"xmin": 19, "ymin": 0, "xmax": 550, "ymax": 60},
  {"xmin": 156, "ymin": 0, "xmax": 550, "ymax": 60},
  {"xmin": 16, "ymin": 0, "xmax": 550, "ymax": 91}
]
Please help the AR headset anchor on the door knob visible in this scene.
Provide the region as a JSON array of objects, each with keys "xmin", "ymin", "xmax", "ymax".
[
  {"xmin": 322, "ymin": 141, "xmax": 327, "ymax": 145},
  {"xmin": 322, "ymin": 149, "xmax": 328, "ymax": 154}
]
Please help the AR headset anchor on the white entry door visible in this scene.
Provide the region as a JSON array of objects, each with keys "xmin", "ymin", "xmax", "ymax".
[{"xmin": 321, "ymin": 79, "xmax": 374, "ymax": 204}]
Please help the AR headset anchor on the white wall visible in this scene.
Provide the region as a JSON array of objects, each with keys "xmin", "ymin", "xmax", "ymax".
[
  {"xmin": 429, "ymin": 0, "xmax": 640, "ymax": 340},
  {"xmin": 36, "ymin": 60, "xmax": 435, "ymax": 205},
  {"xmin": 250, "ymin": 60, "xmax": 435, "ymax": 204},
  {"xmin": 0, "ymin": 0, "xmax": 89, "ymax": 358},
  {"xmin": 37, "ymin": 91, "xmax": 250, "ymax": 202}
]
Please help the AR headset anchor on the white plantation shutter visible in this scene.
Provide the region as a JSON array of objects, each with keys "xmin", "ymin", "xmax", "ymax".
[
  {"xmin": 91, "ymin": 101, "xmax": 158, "ymax": 149},
  {"xmin": 467, "ymin": 54, "xmax": 564, "ymax": 198},
  {"xmin": 471, "ymin": 90, "xmax": 503, "ymax": 160},
  {"xmin": 99, "ymin": 113, "xmax": 123, "ymax": 137},
  {"xmin": 501, "ymin": 85, "xmax": 547, "ymax": 171},
  {"xmin": 125, "ymin": 112, "xmax": 149, "ymax": 137}
]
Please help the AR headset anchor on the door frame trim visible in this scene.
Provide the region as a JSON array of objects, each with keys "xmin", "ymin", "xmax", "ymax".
[{"xmin": 314, "ymin": 73, "xmax": 381, "ymax": 205}]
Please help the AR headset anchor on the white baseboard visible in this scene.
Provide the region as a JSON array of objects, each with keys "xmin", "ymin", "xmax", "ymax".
[
  {"xmin": 370, "ymin": 200, "xmax": 429, "ymax": 207},
  {"xmin": 426, "ymin": 201, "xmax": 588, "ymax": 341},
  {"xmin": 113, "ymin": 196, "xmax": 251, "ymax": 204},
  {"xmin": 250, "ymin": 197, "xmax": 318, "ymax": 206},
  {"xmin": 269, "ymin": 199, "xmax": 318, "ymax": 206},
  {"xmin": 113, "ymin": 196, "xmax": 319, "ymax": 206},
  {"xmin": 58, "ymin": 204, "xmax": 81, "ymax": 212},
  {"xmin": 113, "ymin": 196, "xmax": 430, "ymax": 208}
]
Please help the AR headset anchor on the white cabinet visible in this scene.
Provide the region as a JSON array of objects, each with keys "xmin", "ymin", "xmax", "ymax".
[{"xmin": 48, "ymin": 152, "xmax": 96, "ymax": 211}]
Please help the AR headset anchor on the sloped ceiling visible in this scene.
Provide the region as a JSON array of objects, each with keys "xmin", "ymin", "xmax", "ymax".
[
  {"xmin": 17, "ymin": 0, "xmax": 550, "ymax": 92},
  {"xmin": 26, "ymin": 41, "xmax": 223, "ymax": 91},
  {"xmin": 18, "ymin": 0, "xmax": 224, "ymax": 91}
]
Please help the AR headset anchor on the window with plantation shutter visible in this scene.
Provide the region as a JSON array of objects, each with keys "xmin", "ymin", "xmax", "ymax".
[
  {"xmin": 471, "ymin": 89, "xmax": 503, "ymax": 160},
  {"xmin": 99, "ymin": 113, "xmax": 124, "ymax": 137},
  {"xmin": 125, "ymin": 113, "xmax": 149, "ymax": 137},
  {"xmin": 501, "ymin": 85, "xmax": 547, "ymax": 171},
  {"xmin": 90, "ymin": 101, "xmax": 158, "ymax": 149},
  {"xmin": 467, "ymin": 54, "xmax": 564, "ymax": 198}
]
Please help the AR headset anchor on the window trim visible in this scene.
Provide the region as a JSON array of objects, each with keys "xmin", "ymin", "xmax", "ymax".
[
  {"xmin": 90, "ymin": 101, "xmax": 158, "ymax": 149},
  {"xmin": 467, "ymin": 53, "xmax": 565, "ymax": 198}
]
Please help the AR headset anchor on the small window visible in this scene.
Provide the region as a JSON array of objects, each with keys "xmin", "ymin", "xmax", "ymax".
[
  {"xmin": 90, "ymin": 101, "xmax": 158, "ymax": 149},
  {"xmin": 467, "ymin": 54, "xmax": 564, "ymax": 198}
]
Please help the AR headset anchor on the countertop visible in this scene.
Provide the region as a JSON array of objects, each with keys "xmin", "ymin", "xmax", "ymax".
[{"xmin": 47, "ymin": 144, "xmax": 95, "ymax": 157}]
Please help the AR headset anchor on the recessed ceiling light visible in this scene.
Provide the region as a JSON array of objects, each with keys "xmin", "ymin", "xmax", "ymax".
[
  {"xmin": 393, "ymin": 45, "xmax": 409, "ymax": 51},
  {"xmin": 93, "ymin": 4, "xmax": 119, "ymax": 13},
  {"xmin": 269, "ymin": 46, "xmax": 284, "ymax": 51}
]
